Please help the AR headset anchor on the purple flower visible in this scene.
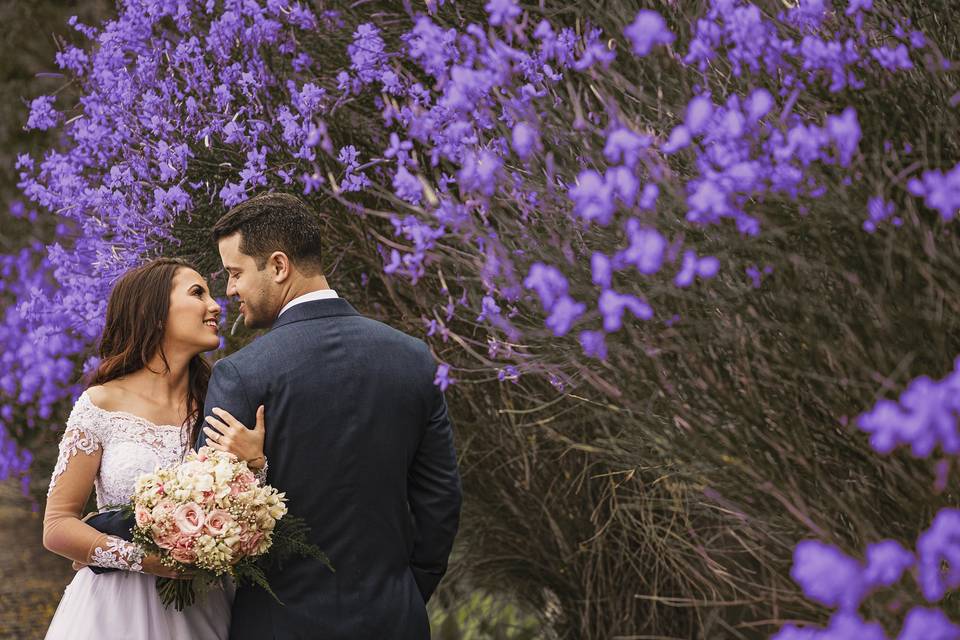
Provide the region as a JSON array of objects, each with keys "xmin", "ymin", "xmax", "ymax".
[
  {"xmin": 511, "ymin": 123, "xmax": 539, "ymax": 160},
  {"xmin": 618, "ymin": 220, "xmax": 665, "ymax": 275},
  {"xmin": 746, "ymin": 88, "xmax": 775, "ymax": 121},
  {"xmin": 685, "ymin": 96, "xmax": 714, "ymax": 135},
  {"xmin": 338, "ymin": 145, "xmax": 360, "ymax": 168},
  {"xmin": 871, "ymin": 44, "xmax": 913, "ymax": 71},
  {"xmin": 348, "ymin": 23, "xmax": 388, "ymax": 84},
  {"xmin": 606, "ymin": 166, "xmax": 639, "ymax": 207},
  {"xmin": 746, "ymin": 264, "xmax": 773, "ymax": 288},
  {"xmin": 898, "ymin": 607, "xmax": 960, "ymax": 640},
  {"xmin": 524, "ymin": 263, "xmax": 569, "ymax": 311},
  {"xmin": 591, "ymin": 252, "xmax": 612, "ymax": 288},
  {"xmin": 864, "ymin": 197, "xmax": 899, "ymax": 233},
  {"xmin": 477, "ymin": 295, "xmax": 502, "ymax": 323},
  {"xmin": 393, "ymin": 165, "xmax": 423, "ymax": 204},
  {"xmin": 845, "ymin": 0, "xmax": 873, "ymax": 16},
  {"xmin": 598, "ymin": 290, "xmax": 653, "ymax": 332},
  {"xmin": 458, "ymin": 149, "xmax": 502, "ymax": 197},
  {"xmin": 545, "ymin": 295, "xmax": 586, "ymax": 336},
  {"xmin": 497, "ymin": 365, "xmax": 520, "ymax": 383},
  {"xmin": 484, "ymin": 0, "xmax": 521, "ymax": 26},
  {"xmin": 569, "ymin": 170, "xmax": 615, "ymax": 226},
  {"xmin": 579, "ymin": 330, "xmax": 607, "ymax": 360},
  {"xmin": 770, "ymin": 624, "xmax": 820, "ymax": 640},
  {"xmin": 826, "ymin": 107, "xmax": 861, "ymax": 167},
  {"xmin": 791, "ymin": 540, "xmax": 867, "ymax": 610},
  {"xmin": 863, "ymin": 540, "xmax": 914, "ymax": 588},
  {"xmin": 603, "ymin": 128, "xmax": 651, "ymax": 168},
  {"xmin": 856, "ymin": 360, "xmax": 960, "ymax": 458},
  {"xmin": 662, "ymin": 125, "xmax": 692, "ymax": 154},
  {"xmin": 675, "ymin": 250, "xmax": 720, "ymax": 288},
  {"xmin": 639, "ymin": 183, "xmax": 659, "ymax": 210},
  {"xmin": 219, "ymin": 181, "xmax": 247, "ymax": 206},
  {"xmin": 624, "ymin": 10, "xmax": 675, "ymax": 57},
  {"xmin": 434, "ymin": 363, "xmax": 454, "ymax": 390},
  {"xmin": 907, "ymin": 163, "xmax": 960, "ymax": 221},
  {"xmin": 917, "ymin": 509, "xmax": 960, "ymax": 602},
  {"xmin": 301, "ymin": 171, "xmax": 325, "ymax": 195},
  {"xmin": 26, "ymin": 96, "xmax": 59, "ymax": 131}
]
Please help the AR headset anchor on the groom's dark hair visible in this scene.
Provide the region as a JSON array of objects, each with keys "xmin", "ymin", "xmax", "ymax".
[{"xmin": 212, "ymin": 192, "xmax": 324, "ymax": 275}]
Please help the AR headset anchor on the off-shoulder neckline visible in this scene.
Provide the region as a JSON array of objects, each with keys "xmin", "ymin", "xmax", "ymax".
[{"xmin": 79, "ymin": 390, "xmax": 186, "ymax": 431}]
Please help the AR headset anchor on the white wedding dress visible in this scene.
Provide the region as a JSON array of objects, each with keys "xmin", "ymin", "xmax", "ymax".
[{"xmin": 43, "ymin": 391, "xmax": 233, "ymax": 639}]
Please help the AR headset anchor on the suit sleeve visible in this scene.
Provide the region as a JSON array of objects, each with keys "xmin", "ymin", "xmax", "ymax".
[
  {"xmin": 197, "ymin": 358, "xmax": 255, "ymax": 451},
  {"xmin": 407, "ymin": 366, "xmax": 463, "ymax": 603}
]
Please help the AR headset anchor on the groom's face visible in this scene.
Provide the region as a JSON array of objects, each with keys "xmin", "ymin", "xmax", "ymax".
[{"xmin": 218, "ymin": 232, "xmax": 281, "ymax": 330}]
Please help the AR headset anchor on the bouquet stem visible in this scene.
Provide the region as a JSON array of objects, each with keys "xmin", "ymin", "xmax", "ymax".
[{"xmin": 156, "ymin": 577, "xmax": 196, "ymax": 611}]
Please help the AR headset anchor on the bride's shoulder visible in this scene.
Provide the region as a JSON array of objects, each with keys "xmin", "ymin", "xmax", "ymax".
[{"xmin": 84, "ymin": 383, "xmax": 124, "ymax": 412}]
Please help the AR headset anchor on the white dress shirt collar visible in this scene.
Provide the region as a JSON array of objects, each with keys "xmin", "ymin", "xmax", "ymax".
[{"xmin": 278, "ymin": 289, "xmax": 339, "ymax": 318}]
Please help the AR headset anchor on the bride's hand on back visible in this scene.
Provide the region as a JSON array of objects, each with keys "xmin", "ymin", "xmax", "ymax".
[{"xmin": 202, "ymin": 405, "xmax": 266, "ymax": 470}]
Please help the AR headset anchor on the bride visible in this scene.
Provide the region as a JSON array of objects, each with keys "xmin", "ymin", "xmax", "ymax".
[{"xmin": 42, "ymin": 258, "xmax": 266, "ymax": 639}]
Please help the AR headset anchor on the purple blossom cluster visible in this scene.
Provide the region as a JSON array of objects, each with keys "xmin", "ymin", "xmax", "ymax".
[
  {"xmin": 774, "ymin": 355, "xmax": 960, "ymax": 637},
  {"xmin": 774, "ymin": 514, "xmax": 960, "ymax": 639},
  {"xmin": 0, "ymin": 21, "xmax": 954, "ymax": 623},
  {"xmin": 7, "ymin": 0, "xmax": 346, "ymax": 481},
  {"xmin": 0, "ymin": 245, "xmax": 86, "ymax": 490},
  {"xmin": 856, "ymin": 358, "xmax": 960, "ymax": 457}
]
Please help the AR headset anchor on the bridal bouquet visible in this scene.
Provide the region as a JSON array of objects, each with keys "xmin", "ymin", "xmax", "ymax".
[{"xmin": 126, "ymin": 446, "xmax": 329, "ymax": 610}]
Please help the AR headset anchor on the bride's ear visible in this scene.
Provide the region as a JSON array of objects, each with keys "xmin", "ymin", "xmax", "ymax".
[{"xmin": 268, "ymin": 251, "xmax": 291, "ymax": 283}]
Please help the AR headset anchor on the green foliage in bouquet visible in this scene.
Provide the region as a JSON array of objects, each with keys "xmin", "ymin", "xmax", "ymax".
[{"xmin": 147, "ymin": 512, "xmax": 333, "ymax": 612}]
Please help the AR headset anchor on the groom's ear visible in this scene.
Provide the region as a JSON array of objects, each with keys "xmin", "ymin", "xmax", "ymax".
[{"xmin": 268, "ymin": 251, "xmax": 292, "ymax": 283}]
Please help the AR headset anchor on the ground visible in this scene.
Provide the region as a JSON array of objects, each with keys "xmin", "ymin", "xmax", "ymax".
[{"xmin": 0, "ymin": 480, "xmax": 73, "ymax": 639}]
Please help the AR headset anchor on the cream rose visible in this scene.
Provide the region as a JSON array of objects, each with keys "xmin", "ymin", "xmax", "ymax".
[
  {"xmin": 172, "ymin": 502, "xmax": 206, "ymax": 537},
  {"xmin": 204, "ymin": 509, "xmax": 235, "ymax": 536}
]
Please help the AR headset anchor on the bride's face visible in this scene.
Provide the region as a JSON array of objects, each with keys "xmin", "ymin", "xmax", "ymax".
[{"xmin": 164, "ymin": 268, "xmax": 222, "ymax": 353}]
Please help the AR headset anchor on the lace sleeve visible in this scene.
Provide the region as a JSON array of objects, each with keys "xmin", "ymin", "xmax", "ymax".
[
  {"xmin": 253, "ymin": 457, "xmax": 269, "ymax": 485},
  {"xmin": 47, "ymin": 425, "xmax": 101, "ymax": 496},
  {"xmin": 91, "ymin": 536, "xmax": 145, "ymax": 571},
  {"xmin": 42, "ymin": 417, "xmax": 144, "ymax": 572}
]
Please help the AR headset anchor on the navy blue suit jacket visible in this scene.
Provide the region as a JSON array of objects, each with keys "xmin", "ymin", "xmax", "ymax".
[{"xmin": 196, "ymin": 298, "xmax": 461, "ymax": 639}]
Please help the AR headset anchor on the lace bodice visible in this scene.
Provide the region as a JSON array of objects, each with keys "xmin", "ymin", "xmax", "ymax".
[
  {"xmin": 49, "ymin": 391, "xmax": 190, "ymax": 508},
  {"xmin": 44, "ymin": 391, "xmax": 191, "ymax": 573}
]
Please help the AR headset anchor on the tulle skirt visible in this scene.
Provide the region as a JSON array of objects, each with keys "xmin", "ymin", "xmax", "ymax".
[{"xmin": 45, "ymin": 568, "xmax": 233, "ymax": 640}]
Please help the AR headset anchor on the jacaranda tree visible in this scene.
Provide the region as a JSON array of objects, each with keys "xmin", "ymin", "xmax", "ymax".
[{"xmin": 6, "ymin": 0, "xmax": 960, "ymax": 636}]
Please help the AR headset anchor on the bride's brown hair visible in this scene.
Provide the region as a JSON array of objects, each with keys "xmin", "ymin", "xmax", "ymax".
[{"xmin": 88, "ymin": 258, "xmax": 211, "ymax": 444}]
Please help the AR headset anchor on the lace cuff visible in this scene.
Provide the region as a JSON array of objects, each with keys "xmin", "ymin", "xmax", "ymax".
[
  {"xmin": 253, "ymin": 457, "xmax": 268, "ymax": 485},
  {"xmin": 48, "ymin": 427, "xmax": 102, "ymax": 496},
  {"xmin": 90, "ymin": 535, "xmax": 145, "ymax": 572}
]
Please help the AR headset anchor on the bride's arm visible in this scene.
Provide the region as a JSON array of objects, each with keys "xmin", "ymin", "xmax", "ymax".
[{"xmin": 42, "ymin": 426, "xmax": 180, "ymax": 577}]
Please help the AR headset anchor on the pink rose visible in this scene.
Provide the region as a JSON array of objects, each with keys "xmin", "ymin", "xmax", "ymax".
[
  {"xmin": 172, "ymin": 502, "xmax": 206, "ymax": 537},
  {"xmin": 170, "ymin": 546, "xmax": 197, "ymax": 564},
  {"xmin": 239, "ymin": 531, "xmax": 264, "ymax": 556},
  {"xmin": 204, "ymin": 509, "xmax": 235, "ymax": 537},
  {"xmin": 153, "ymin": 527, "xmax": 180, "ymax": 550},
  {"xmin": 134, "ymin": 504, "xmax": 153, "ymax": 528}
]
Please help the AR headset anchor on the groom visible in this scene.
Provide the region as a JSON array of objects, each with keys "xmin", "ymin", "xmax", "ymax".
[{"xmin": 199, "ymin": 192, "xmax": 462, "ymax": 639}]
